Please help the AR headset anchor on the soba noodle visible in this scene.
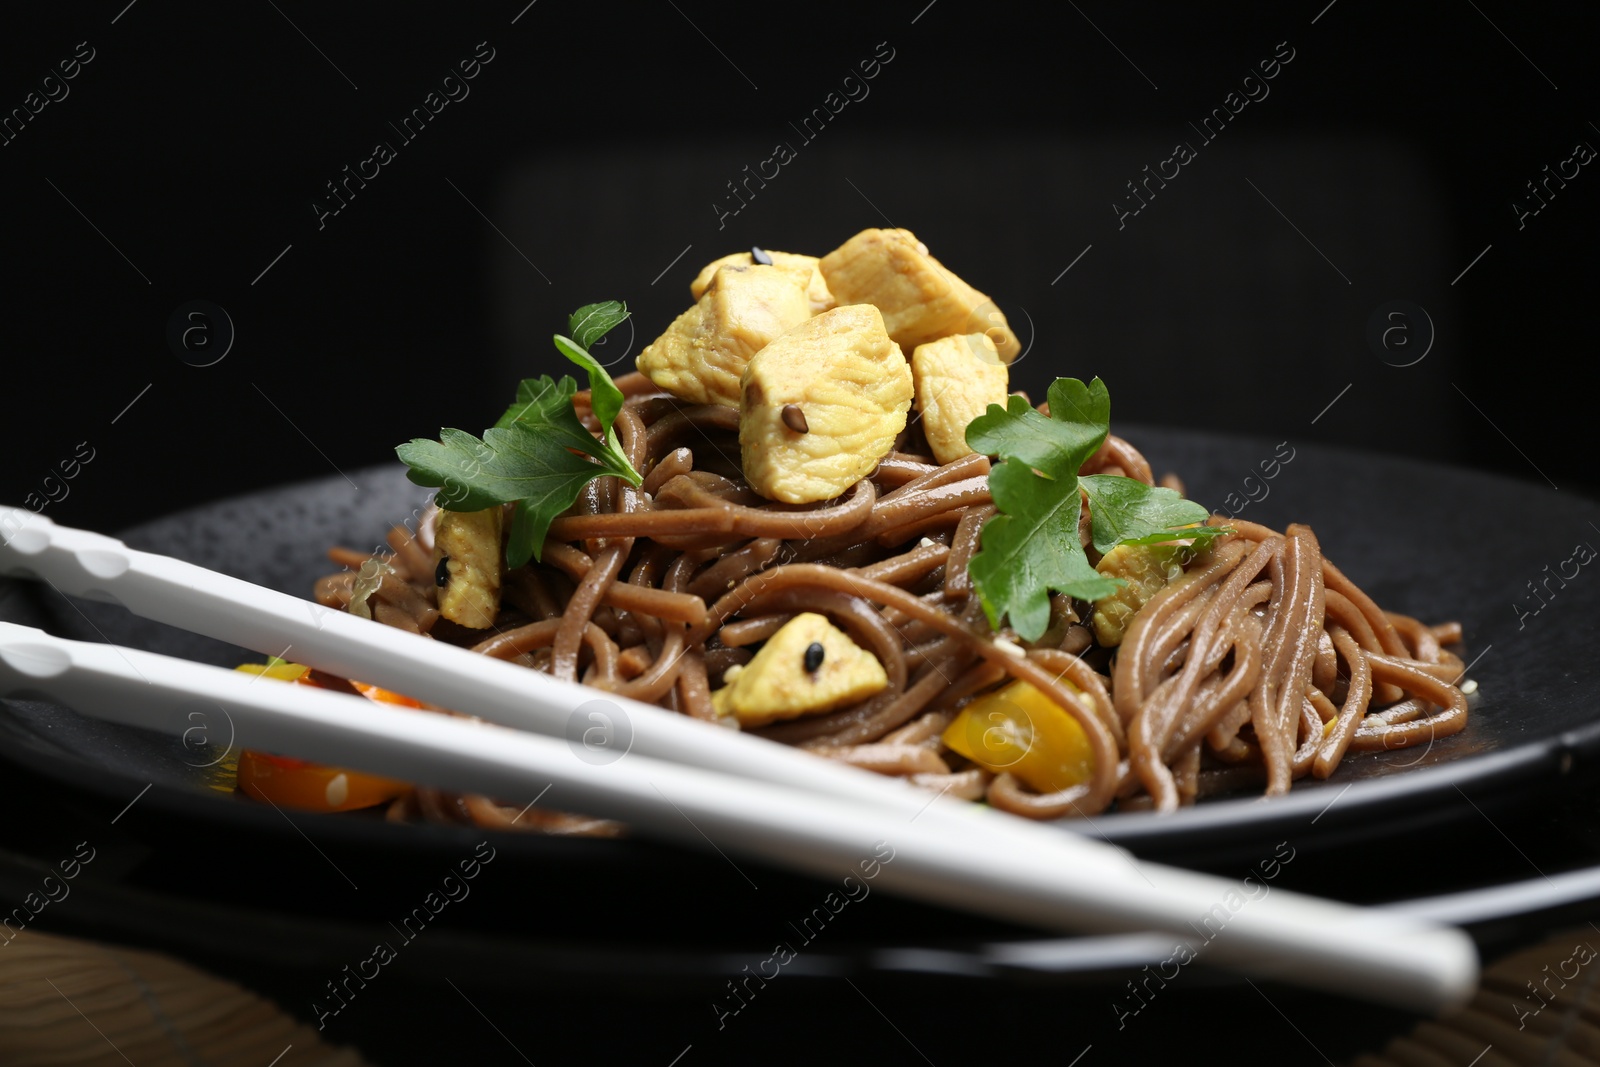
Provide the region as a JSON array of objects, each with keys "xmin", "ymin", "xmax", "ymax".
[{"xmin": 310, "ymin": 374, "xmax": 1468, "ymax": 831}]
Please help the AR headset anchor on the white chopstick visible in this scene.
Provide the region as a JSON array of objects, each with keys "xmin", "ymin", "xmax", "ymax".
[
  {"xmin": 0, "ymin": 504, "xmax": 1177, "ymax": 873},
  {"xmin": 0, "ymin": 506, "xmax": 1007, "ymax": 835},
  {"xmin": 0, "ymin": 619, "xmax": 1476, "ymax": 1010}
]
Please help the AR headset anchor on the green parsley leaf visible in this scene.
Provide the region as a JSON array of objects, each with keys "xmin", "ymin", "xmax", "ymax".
[
  {"xmin": 556, "ymin": 300, "xmax": 630, "ymax": 441},
  {"xmin": 494, "ymin": 375, "xmax": 575, "ymax": 431},
  {"xmin": 966, "ymin": 460, "xmax": 1118, "ymax": 640},
  {"xmin": 1078, "ymin": 476, "xmax": 1225, "ymax": 555},
  {"xmin": 397, "ymin": 302, "xmax": 647, "ymax": 569},
  {"xmin": 568, "ymin": 300, "xmax": 630, "ymax": 351},
  {"xmin": 964, "ymin": 378, "xmax": 1116, "ymax": 639},
  {"xmin": 964, "ymin": 376, "xmax": 1226, "ymax": 641},
  {"xmin": 398, "ymin": 381, "xmax": 637, "ymax": 566}
]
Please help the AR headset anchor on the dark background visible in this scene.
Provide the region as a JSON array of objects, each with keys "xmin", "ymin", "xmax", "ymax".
[
  {"xmin": 2, "ymin": 3, "xmax": 1598, "ymax": 1064},
  {"xmin": 0, "ymin": 0, "xmax": 1593, "ymax": 531}
]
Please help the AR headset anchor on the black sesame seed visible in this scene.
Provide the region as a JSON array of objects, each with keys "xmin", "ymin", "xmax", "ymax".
[
  {"xmin": 751, "ymin": 245, "xmax": 773, "ymax": 265},
  {"xmin": 781, "ymin": 404, "xmax": 809, "ymax": 433},
  {"xmin": 804, "ymin": 642, "xmax": 825, "ymax": 672},
  {"xmin": 435, "ymin": 556, "xmax": 451, "ymax": 587}
]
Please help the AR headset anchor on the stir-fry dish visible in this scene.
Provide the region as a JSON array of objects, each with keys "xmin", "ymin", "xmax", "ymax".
[{"xmin": 235, "ymin": 228, "xmax": 1470, "ymax": 832}]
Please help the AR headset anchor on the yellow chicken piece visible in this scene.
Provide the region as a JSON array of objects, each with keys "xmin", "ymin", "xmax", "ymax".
[
  {"xmin": 636, "ymin": 264, "xmax": 811, "ymax": 408},
  {"xmin": 738, "ymin": 304, "xmax": 913, "ymax": 504},
  {"xmin": 819, "ymin": 228, "xmax": 1020, "ymax": 362},
  {"xmin": 910, "ymin": 333, "xmax": 1010, "ymax": 465},
  {"xmin": 711, "ymin": 612, "xmax": 889, "ymax": 726},
  {"xmin": 1090, "ymin": 544, "xmax": 1186, "ymax": 647},
  {"xmin": 434, "ymin": 507, "xmax": 504, "ymax": 629},
  {"xmin": 690, "ymin": 250, "xmax": 835, "ymax": 314}
]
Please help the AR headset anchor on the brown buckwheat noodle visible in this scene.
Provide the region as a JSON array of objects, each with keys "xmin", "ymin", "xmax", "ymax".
[{"xmin": 310, "ymin": 375, "xmax": 1469, "ymax": 831}]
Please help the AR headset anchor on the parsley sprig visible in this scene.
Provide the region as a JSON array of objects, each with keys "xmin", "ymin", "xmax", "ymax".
[
  {"xmin": 964, "ymin": 376, "xmax": 1228, "ymax": 641},
  {"xmin": 396, "ymin": 301, "xmax": 643, "ymax": 568}
]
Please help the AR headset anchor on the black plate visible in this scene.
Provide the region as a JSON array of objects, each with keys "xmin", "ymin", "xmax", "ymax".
[
  {"xmin": 4, "ymin": 425, "xmax": 1599, "ymax": 859},
  {"xmin": 6, "ymin": 425, "xmax": 1600, "ymax": 1067}
]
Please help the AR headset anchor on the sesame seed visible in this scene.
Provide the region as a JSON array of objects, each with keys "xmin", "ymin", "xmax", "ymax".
[
  {"xmin": 324, "ymin": 773, "xmax": 349, "ymax": 808},
  {"xmin": 992, "ymin": 637, "xmax": 1025, "ymax": 658}
]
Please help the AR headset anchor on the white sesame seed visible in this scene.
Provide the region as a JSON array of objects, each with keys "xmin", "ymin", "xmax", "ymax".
[
  {"xmin": 324, "ymin": 773, "xmax": 349, "ymax": 808},
  {"xmin": 992, "ymin": 637, "xmax": 1025, "ymax": 658},
  {"xmin": 1460, "ymin": 678, "xmax": 1478, "ymax": 695}
]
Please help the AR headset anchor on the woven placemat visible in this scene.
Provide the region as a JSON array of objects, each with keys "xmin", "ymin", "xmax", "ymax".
[
  {"xmin": 0, "ymin": 930, "xmax": 369, "ymax": 1066},
  {"xmin": 1351, "ymin": 927, "xmax": 1600, "ymax": 1066}
]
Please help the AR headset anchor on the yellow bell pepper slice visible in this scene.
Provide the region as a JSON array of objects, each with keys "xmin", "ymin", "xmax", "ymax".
[{"xmin": 943, "ymin": 680, "xmax": 1094, "ymax": 794}]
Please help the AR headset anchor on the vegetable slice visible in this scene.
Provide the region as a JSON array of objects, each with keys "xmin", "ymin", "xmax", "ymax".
[
  {"xmin": 233, "ymin": 660, "xmax": 411, "ymax": 813},
  {"xmin": 943, "ymin": 680, "xmax": 1094, "ymax": 793}
]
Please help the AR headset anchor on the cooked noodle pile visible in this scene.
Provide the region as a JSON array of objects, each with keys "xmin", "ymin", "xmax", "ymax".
[{"xmin": 312, "ymin": 374, "xmax": 1468, "ymax": 831}]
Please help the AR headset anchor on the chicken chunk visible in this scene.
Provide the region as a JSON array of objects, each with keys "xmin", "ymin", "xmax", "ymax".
[
  {"xmin": 910, "ymin": 333, "xmax": 1010, "ymax": 464},
  {"xmin": 434, "ymin": 507, "xmax": 505, "ymax": 628},
  {"xmin": 1091, "ymin": 543, "xmax": 1186, "ymax": 647},
  {"xmin": 690, "ymin": 249, "xmax": 835, "ymax": 314},
  {"xmin": 711, "ymin": 612, "xmax": 889, "ymax": 725},
  {"xmin": 636, "ymin": 264, "xmax": 812, "ymax": 408},
  {"xmin": 819, "ymin": 228, "xmax": 1020, "ymax": 362},
  {"xmin": 739, "ymin": 304, "xmax": 913, "ymax": 504}
]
